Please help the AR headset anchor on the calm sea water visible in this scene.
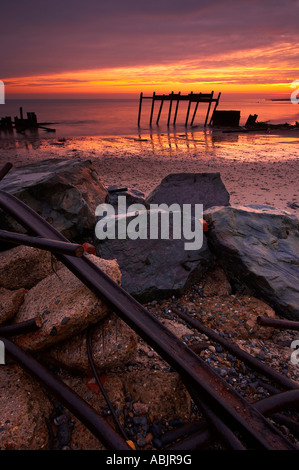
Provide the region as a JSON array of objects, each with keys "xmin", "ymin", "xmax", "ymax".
[{"xmin": 0, "ymin": 97, "xmax": 298, "ymax": 139}]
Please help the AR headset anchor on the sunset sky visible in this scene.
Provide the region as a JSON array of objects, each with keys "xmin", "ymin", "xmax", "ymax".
[{"xmin": 1, "ymin": 0, "xmax": 298, "ymax": 99}]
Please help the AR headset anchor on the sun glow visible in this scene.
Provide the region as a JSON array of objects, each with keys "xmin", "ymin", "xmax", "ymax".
[{"xmin": 4, "ymin": 51, "xmax": 297, "ymax": 99}]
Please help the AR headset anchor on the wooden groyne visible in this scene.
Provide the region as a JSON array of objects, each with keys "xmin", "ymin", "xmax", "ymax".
[
  {"xmin": 0, "ymin": 107, "xmax": 55, "ymax": 133},
  {"xmin": 138, "ymin": 91, "xmax": 221, "ymax": 127}
]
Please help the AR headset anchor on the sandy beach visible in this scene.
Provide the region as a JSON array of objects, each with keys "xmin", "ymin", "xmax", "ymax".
[{"xmin": 1, "ymin": 127, "xmax": 299, "ymax": 217}]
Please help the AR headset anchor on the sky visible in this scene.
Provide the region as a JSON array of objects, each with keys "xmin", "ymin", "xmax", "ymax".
[{"xmin": 1, "ymin": 0, "xmax": 298, "ymax": 98}]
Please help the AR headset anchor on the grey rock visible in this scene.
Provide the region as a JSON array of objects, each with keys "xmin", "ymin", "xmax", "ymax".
[
  {"xmin": 145, "ymin": 172, "xmax": 230, "ymax": 212},
  {"xmin": 95, "ymin": 209, "xmax": 212, "ymax": 301},
  {"xmin": 107, "ymin": 185, "xmax": 147, "ymax": 210},
  {"xmin": 204, "ymin": 204, "xmax": 299, "ymax": 319},
  {"xmin": 0, "ymin": 158, "xmax": 108, "ymax": 240}
]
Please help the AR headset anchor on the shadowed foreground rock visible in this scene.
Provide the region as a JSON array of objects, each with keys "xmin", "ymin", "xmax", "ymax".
[
  {"xmin": 204, "ymin": 204, "xmax": 299, "ymax": 319},
  {"xmin": 43, "ymin": 314, "xmax": 138, "ymax": 375},
  {"xmin": 96, "ymin": 210, "xmax": 212, "ymax": 301},
  {"xmin": 0, "ymin": 365, "xmax": 52, "ymax": 450},
  {"xmin": 0, "ymin": 245, "xmax": 55, "ymax": 290},
  {"xmin": 145, "ymin": 172, "xmax": 230, "ymax": 211},
  {"xmin": 0, "ymin": 158, "xmax": 108, "ymax": 240},
  {"xmin": 12, "ymin": 255, "xmax": 121, "ymax": 351}
]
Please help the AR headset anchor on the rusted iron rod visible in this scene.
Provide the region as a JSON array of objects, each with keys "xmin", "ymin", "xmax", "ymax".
[
  {"xmin": 166, "ymin": 422, "xmax": 212, "ymax": 450},
  {"xmin": 257, "ymin": 316, "xmax": 299, "ymax": 331},
  {"xmin": 0, "ymin": 230, "xmax": 84, "ymax": 257},
  {"xmin": 86, "ymin": 327, "xmax": 131, "ymax": 445},
  {"xmin": 0, "ymin": 317, "xmax": 42, "ymax": 337},
  {"xmin": 160, "ymin": 421, "xmax": 206, "ymax": 448},
  {"xmin": 0, "ymin": 163, "xmax": 13, "ymax": 182},
  {"xmin": 167, "ymin": 391, "xmax": 299, "ymax": 450},
  {"xmin": 171, "ymin": 307, "xmax": 298, "ymax": 391},
  {"xmin": 1, "ymin": 337, "xmax": 130, "ymax": 450},
  {"xmin": 256, "ymin": 390, "xmax": 299, "ymax": 416},
  {"xmin": 0, "ymin": 189, "xmax": 295, "ymax": 450}
]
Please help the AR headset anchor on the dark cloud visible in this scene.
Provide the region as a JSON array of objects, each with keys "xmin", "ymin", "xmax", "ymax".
[{"xmin": 0, "ymin": 0, "xmax": 298, "ymax": 79}]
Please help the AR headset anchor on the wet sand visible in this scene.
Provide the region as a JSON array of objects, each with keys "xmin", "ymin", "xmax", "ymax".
[{"xmin": 0, "ymin": 127, "xmax": 298, "ymax": 217}]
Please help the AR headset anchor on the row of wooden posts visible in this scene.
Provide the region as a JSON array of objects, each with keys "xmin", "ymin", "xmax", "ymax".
[{"xmin": 138, "ymin": 91, "xmax": 221, "ymax": 127}]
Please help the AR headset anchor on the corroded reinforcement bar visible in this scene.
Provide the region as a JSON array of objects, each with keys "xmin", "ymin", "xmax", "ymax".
[
  {"xmin": 171, "ymin": 307, "xmax": 298, "ymax": 391},
  {"xmin": 257, "ymin": 316, "xmax": 299, "ymax": 332},
  {"xmin": 167, "ymin": 390, "xmax": 299, "ymax": 450},
  {"xmin": 0, "ymin": 317, "xmax": 42, "ymax": 337},
  {"xmin": 0, "ymin": 230, "xmax": 84, "ymax": 257},
  {"xmin": 1, "ymin": 337, "xmax": 130, "ymax": 450},
  {"xmin": 0, "ymin": 187, "xmax": 296, "ymax": 450}
]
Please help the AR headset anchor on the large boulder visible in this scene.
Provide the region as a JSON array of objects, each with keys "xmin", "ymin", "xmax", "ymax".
[
  {"xmin": 0, "ymin": 245, "xmax": 55, "ymax": 290},
  {"xmin": 203, "ymin": 204, "xmax": 299, "ymax": 319},
  {"xmin": 43, "ymin": 314, "xmax": 138, "ymax": 375},
  {"xmin": 0, "ymin": 158, "xmax": 108, "ymax": 240},
  {"xmin": 0, "ymin": 365, "xmax": 52, "ymax": 450},
  {"xmin": 95, "ymin": 210, "xmax": 212, "ymax": 301},
  {"xmin": 12, "ymin": 255, "xmax": 121, "ymax": 351},
  {"xmin": 145, "ymin": 172, "xmax": 230, "ymax": 212}
]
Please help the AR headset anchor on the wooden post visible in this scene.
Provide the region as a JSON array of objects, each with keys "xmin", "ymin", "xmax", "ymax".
[
  {"xmin": 191, "ymin": 93, "xmax": 202, "ymax": 126},
  {"xmin": 173, "ymin": 91, "xmax": 181, "ymax": 125},
  {"xmin": 167, "ymin": 91, "xmax": 174, "ymax": 126},
  {"xmin": 156, "ymin": 96, "xmax": 164, "ymax": 125},
  {"xmin": 138, "ymin": 92, "xmax": 143, "ymax": 127},
  {"xmin": 149, "ymin": 92, "xmax": 156, "ymax": 127},
  {"xmin": 209, "ymin": 92, "xmax": 221, "ymax": 126},
  {"xmin": 204, "ymin": 91, "xmax": 214, "ymax": 127},
  {"xmin": 185, "ymin": 92, "xmax": 193, "ymax": 127}
]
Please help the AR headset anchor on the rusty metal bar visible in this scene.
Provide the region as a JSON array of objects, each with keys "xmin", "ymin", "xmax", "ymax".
[
  {"xmin": 172, "ymin": 307, "xmax": 298, "ymax": 391},
  {"xmin": 0, "ymin": 230, "xmax": 84, "ymax": 257},
  {"xmin": 86, "ymin": 327, "xmax": 132, "ymax": 446},
  {"xmin": 1, "ymin": 336, "xmax": 131, "ymax": 450},
  {"xmin": 166, "ymin": 422, "xmax": 212, "ymax": 450},
  {"xmin": 257, "ymin": 316, "xmax": 299, "ymax": 332},
  {"xmin": 167, "ymin": 391, "xmax": 299, "ymax": 450},
  {"xmin": 0, "ymin": 317, "xmax": 42, "ymax": 337},
  {"xmin": 0, "ymin": 188, "xmax": 295, "ymax": 450}
]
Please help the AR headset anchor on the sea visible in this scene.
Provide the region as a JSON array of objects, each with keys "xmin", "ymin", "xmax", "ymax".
[
  {"xmin": 0, "ymin": 96, "xmax": 298, "ymax": 138},
  {"xmin": 0, "ymin": 96, "xmax": 298, "ymax": 165}
]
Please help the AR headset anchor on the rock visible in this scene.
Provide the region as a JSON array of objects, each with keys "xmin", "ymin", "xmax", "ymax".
[
  {"xmin": 0, "ymin": 287, "xmax": 26, "ymax": 324},
  {"xmin": 145, "ymin": 172, "xmax": 230, "ymax": 211},
  {"xmin": 0, "ymin": 158, "xmax": 108, "ymax": 240},
  {"xmin": 204, "ymin": 205, "xmax": 299, "ymax": 320},
  {"xmin": 96, "ymin": 210, "xmax": 212, "ymax": 301},
  {"xmin": 107, "ymin": 185, "xmax": 147, "ymax": 210},
  {"xmin": 0, "ymin": 245, "xmax": 55, "ymax": 290},
  {"xmin": 12, "ymin": 255, "xmax": 121, "ymax": 351},
  {"xmin": 0, "ymin": 365, "xmax": 52, "ymax": 450},
  {"xmin": 121, "ymin": 370, "xmax": 191, "ymax": 421},
  {"xmin": 200, "ymin": 266, "xmax": 232, "ymax": 297},
  {"xmin": 43, "ymin": 313, "xmax": 138, "ymax": 375}
]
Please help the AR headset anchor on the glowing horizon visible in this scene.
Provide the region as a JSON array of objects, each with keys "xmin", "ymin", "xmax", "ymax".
[{"xmin": 3, "ymin": 59, "xmax": 297, "ymax": 99}]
